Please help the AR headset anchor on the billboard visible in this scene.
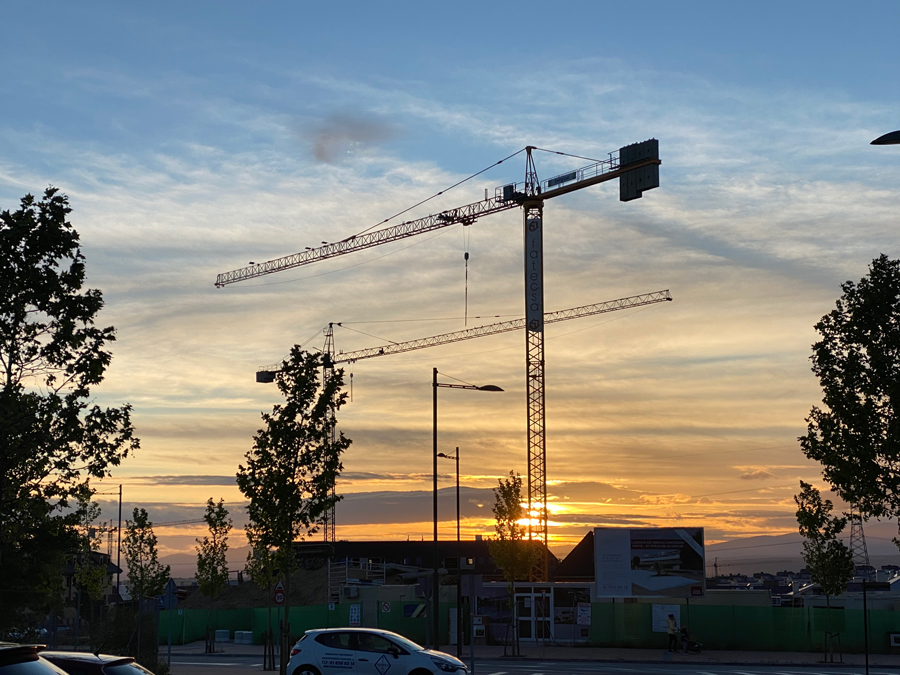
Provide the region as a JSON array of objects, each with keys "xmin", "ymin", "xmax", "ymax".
[{"xmin": 594, "ymin": 527, "xmax": 705, "ymax": 598}]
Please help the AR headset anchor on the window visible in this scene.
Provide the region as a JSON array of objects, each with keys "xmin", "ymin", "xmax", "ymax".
[
  {"xmin": 356, "ymin": 634, "xmax": 393, "ymax": 653},
  {"xmin": 315, "ymin": 633, "xmax": 355, "ymax": 650}
]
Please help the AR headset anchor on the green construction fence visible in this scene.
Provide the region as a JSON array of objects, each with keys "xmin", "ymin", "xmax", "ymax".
[
  {"xmin": 589, "ymin": 602, "xmax": 900, "ymax": 654},
  {"xmin": 159, "ymin": 601, "xmax": 900, "ymax": 654},
  {"xmin": 157, "ymin": 601, "xmax": 440, "ymax": 646}
]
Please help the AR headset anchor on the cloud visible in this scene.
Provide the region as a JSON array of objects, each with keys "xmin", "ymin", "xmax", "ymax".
[
  {"xmin": 4, "ymin": 43, "xmax": 898, "ymax": 561},
  {"xmin": 128, "ymin": 475, "xmax": 237, "ymax": 486},
  {"xmin": 305, "ymin": 112, "xmax": 397, "ymax": 164},
  {"xmin": 740, "ymin": 469, "xmax": 778, "ymax": 481},
  {"xmin": 639, "ymin": 493, "xmax": 694, "ymax": 506}
]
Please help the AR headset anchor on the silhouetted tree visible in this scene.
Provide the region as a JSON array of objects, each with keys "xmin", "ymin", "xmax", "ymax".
[
  {"xmin": 795, "ymin": 481, "xmax": 854, "ymax": 610},
  {"xmin": 196, "ymin": 498, "xmax": 231, "ymax": 599},
  {"xmin": 236, "ymin": 347, "xmax": 350, "ymax": 675},
  {"xmin": 800, "ymin": 255, "xmax": 900, "ymax": 547},
  {"xmin": 0, "ymin": 188, "xmax": 138, "ymax": 631},
  {"xmin": 487, "ymin": 470, "xmax": 539, "ymax": 656},
  {"xmin": 196, "ymin": 498, "xmax": 231, "ymax": 652},
  {"xmin": 123, "ymin": 508, "xmax": 169, "ymax": 599},
  {"xmin": 73, "ymin": 497, "xmax": 108, "ymax": 644}
]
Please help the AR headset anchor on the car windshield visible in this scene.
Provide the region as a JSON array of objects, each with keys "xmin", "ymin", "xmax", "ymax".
[{"xmin": 382, "ymin": 634, "xmax": 424, "ymax": 653}]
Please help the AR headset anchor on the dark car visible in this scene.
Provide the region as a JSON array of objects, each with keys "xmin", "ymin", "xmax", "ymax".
[
  {"xmin": 39, "ymin": 653, "xmax": 153, "ymax": 675},
  {"xmin": 0, "ymin": 644, "xmax": 70, "ymax": 675}
]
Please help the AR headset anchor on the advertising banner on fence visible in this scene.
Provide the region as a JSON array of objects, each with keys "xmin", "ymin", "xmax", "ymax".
[{"xmin": 594, "ymin": 527, "xmax": 705, "ymax": 598}]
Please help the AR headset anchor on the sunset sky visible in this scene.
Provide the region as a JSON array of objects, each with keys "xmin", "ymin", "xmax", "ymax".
[{"xmin": 2, "ymin": 1, "xmax": 899, "ymax": 572}]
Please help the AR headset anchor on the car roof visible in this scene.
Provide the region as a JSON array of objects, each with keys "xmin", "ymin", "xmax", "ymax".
[
  {"xmin": 305, "ymin": 628, "xmax": 400, "ymax": 637},
  {"xmin": 0, "ymin": 644, "xmax": 43, "ymax": 666},
  {"xmin": 41, "ymin": 653, "xmax": 133, "ymax": 666}
]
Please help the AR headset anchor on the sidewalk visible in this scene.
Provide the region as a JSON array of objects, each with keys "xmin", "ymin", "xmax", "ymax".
[{"xmin": 167, "ymin": 639, "xmax": 900, "ymax": 668}]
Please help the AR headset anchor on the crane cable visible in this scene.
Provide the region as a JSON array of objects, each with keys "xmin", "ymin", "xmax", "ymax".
[
  {"xmin": 350, "ymin": 148, "xmax": 526, "ymax": 239},
  {"xmin": 463, "ymin": 225, "xmax": 470, "ymax": 326},
  {"xmin": 531, "ymin": 146, "xmax": 607, "ymax": 163}
]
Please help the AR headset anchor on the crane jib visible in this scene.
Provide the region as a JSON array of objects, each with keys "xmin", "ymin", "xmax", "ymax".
[
  {"xmin": 214, "ymin": 195, "xmax": 518, "ymax": 287},
  {"xmin": 254, "ymin": 290, "xmax": 671, "ymax": 376},
  {"xmin": 214, "ymin": 143, "xmax": 660, "ymax": 288}
]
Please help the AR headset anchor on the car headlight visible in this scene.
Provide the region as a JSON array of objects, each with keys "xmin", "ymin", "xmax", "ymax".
[{"xmin": 430, "ymin": 657, "xmax": 460, "ymax": 672}]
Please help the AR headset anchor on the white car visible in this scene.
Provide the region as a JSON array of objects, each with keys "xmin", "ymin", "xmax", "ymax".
[{"xmin": 288, "ymin": 628, "xmax": 468, "ymax": 675}]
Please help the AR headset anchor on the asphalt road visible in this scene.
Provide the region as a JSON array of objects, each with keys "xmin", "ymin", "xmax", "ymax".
[{"xmin": 168, "ymin": 656, "xmax": 899, "ymax": 675}]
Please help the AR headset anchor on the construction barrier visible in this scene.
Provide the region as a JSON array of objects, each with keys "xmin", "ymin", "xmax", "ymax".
[
  {"xmin": 159, "ymin": 601, "xmax": 900, "ymax": 654},
  {"xmin": 589, "ymin": 602, "xmax": 900, "ymax": 654}
]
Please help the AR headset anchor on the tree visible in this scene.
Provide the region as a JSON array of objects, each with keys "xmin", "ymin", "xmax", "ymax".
[
  {"xmin": 236, "ymin": 347, "xmax": 351, "ymax": 675},
  {"xmin": 800, "ymin": 254, "xmax": 900, "ymax": 531},
  {"xmin": 73, "ymin": 497, "xmax": 109, "ymax": 638},
  {"xmin": 196, "ymin": 498, "xmax": 232, "ymax": 653},
  {"xmin": 0, "ymin": 188, "xmax": 138, "ymax": 629},
  {"xmin": 196, "ymin": 498, "xmax": 232, "ymax": 600},
  {"xmin": 244, "ymin": 526, "xmax": 280, "ymax": 670},
  {"xmin": 487, "ymin": 470, "xmax": 540, "ymax": 656},
  {"xmin": 794, "ymin": 481, "xmax": 854, "ymax": 610},
  {"xmin": 122, "ymin": 508, "xmax": 170, "ymax": 599}
]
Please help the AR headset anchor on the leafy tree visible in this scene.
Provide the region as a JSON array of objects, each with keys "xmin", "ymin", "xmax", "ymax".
[
  {"xmin": 123, "ymin": 508, "xmax": 170, "ymax": 599},
  {"xmin": 236, "ymin": 347, "xmax": 350, "ymax": 675},
  {"xmin": 800, "ymin": 254, "xmax": 900, "ymax": 532},
  {"xmin": 196, "ymin": 498, "xmax": 232, "ymax": 653},
  {"xmin": 794, "ymin": 481, "xmax": 854, "ymax": 610},
  {"xmin": 73, "ymin": 497, "xmax": 110, "ymax": 635},
  {"xmin": 487, "ymin": 470, "xmax": 539, "ymax": 656},
  {"xmin": 0, "ymin": 188, "xmax": 138, "ymax": 629},
  {"xmin": 244, "ymin": 527, "xmax": 280, "ymax": 670},
  {"xmin": 196, "ymin": 498, "xmax": 231, "ymax": 599}
]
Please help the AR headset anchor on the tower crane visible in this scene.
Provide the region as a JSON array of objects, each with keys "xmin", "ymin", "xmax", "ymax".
[
  {"xmin": 217, "ymin": 141, "xmax": 661, "ymax": 579},
  {"xmin": 260, "ymin": 290, "xmax": 672, "ymax": 547},
  {"xmin": 258, "ymin": 290, "xmax": 672, "ymax": 378}
]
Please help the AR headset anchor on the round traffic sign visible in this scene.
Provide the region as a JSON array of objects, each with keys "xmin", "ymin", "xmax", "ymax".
[{"xmin": 274, "ymin": 590, "xmax": 285, "ymax": 605}]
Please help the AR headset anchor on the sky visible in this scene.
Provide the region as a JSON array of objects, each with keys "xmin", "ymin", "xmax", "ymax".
[{"xmin": 2, "ymin": 1, "xmax": 899, "ymax": 574}]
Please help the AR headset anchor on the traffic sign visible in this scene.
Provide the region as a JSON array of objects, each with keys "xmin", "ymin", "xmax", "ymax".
[{"xmin": 274, "ymin": 589, "xmax": 285, "ymax": 605}]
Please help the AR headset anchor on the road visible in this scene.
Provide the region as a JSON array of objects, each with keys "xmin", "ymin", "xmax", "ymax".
[{"xmin": 169, "ymin": 656, "xmax": 898, "ymax": 675}]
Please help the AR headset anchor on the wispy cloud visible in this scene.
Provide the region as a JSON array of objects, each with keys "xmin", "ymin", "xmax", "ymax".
[{"xmin": 3, "ymin": 43, "xmax": 897, "ymax": 558}]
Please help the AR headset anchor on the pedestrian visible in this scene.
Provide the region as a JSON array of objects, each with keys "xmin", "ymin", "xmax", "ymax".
[{"xmin": 666, "ymin": 613, "xmax": 678, "ymax": 652}]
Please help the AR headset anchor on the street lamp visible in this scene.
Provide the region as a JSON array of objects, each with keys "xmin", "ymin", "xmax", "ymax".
[
  {"xmin": 437, "ymin": 449, "xmax": 461, "ymax": 656},
  {"xmin": 436, "ymin": 450, "xmax": 460, "ymax": 543},
  {"xmin": 433, "ymin": 368, "xmax": 503, "ymax": 651},
  {"xmin": 871, "ymin": 130, "xmax": 900, "ymax": 145}
]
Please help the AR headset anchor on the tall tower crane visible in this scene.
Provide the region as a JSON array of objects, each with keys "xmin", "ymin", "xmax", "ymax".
[
  {"xmin": 259, "ymin": 290, "xmax": 672, "ymax": 546},
  {"xmin": 217, "ymin": 141, "xmax": 661, "ymax": 579},
  {"xmin": 259, "ymin": 290, "xmax": 672, "ymax": 377}
]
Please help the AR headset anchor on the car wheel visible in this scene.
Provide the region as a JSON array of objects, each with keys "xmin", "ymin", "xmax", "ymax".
[
  {"xmin": 410, "ymin": 668, "xmax": 433, "ymax": 675},
  {"xmin": 292, "ymin": 666, "xmax": 321, "ymax": 675}
]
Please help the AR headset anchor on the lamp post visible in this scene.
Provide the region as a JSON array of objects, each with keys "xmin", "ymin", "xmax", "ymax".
[
  {"xmin": 433, "ymin": 368, "xmax": 502, "ymax": 651},
  {"xmin": 437, "ymin": 448, "xmax": 460, "ymax": 655},
  {"xmin": 871, "ymin": 130, "xmax": 900, "ymax": 145}
]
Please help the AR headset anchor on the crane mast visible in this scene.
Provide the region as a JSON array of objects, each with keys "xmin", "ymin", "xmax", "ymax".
[
  {"xmin": 322, "ymin": 324, "xmax": 337, "ymax": 544},
  {"xmin": 221, "ymin": 140, "xmax": 661, "ymax": 579}
]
